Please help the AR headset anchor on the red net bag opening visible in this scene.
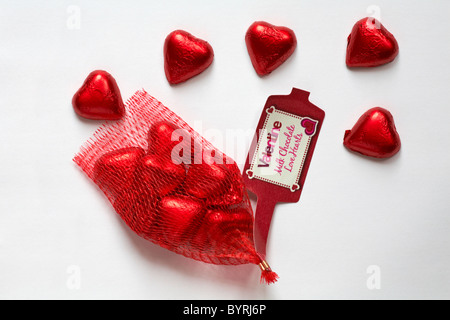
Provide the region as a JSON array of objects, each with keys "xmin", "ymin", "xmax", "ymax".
[{"xmin": 73, "ymin": 89, "xmax": 278, "ymax": 284}]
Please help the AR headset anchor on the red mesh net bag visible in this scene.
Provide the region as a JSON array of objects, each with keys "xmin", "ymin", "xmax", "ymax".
[{"xmin": 73, "ymin": 89, "xmax": 278, "ymax": 284}]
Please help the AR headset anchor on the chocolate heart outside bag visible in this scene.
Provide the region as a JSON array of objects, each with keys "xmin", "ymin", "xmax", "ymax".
[
  {"xmin": 164, "ymin": 30, "xmax": 214, "ymax": 84},
  {"xmin": 72, "ymin": 70, "xmax": 125, "ymax": 120},
  {"xmin": 346, "ymin": 17, "xmax": 399, "ymax": 67},
  {"xmin": 343, "ymin": 107, "xmax": 401, "ymax": 158},
  {"xmin": 245, "ymin": 21, "xmax": 297, "ymax": 76}
]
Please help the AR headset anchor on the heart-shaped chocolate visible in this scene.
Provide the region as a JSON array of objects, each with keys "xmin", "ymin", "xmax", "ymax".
[
  {"xmin": 147, "ymin": 121, "xmax": 197, "ymax": 163},
  {"xmin": 136, "ymin": 154, "xmax": 186, "ymax": 197},
  {"xmin": 201, "ymin": 208, "xmax": 253, "ymax": 242},
  {"xmin": 93, "ymin": 147, "xmax": 146, "ymax": 197},
  {"xmin": 72, "ymin": 70, "xmax": 125, "ymax": 120},
  {"xmin": 191, "ymin": 207, "xmax": 256, "ymax": 261},
  {"xmin": 113, "ymin": 187, "xmax": 158, "ymax": 238},
  {"xmin": 343, "ymin": 107, "xmax": 401, "ymax": 158},
  {"xmin": 157, "ymin": 195, "xmax": 205, "ymax": 245},
  {"xmin": 164, "ymin": 30, "xmax": 214, "ymax": 84},
  {"xmin": 245, "ymin": 21, "xmax": 297, "ymax": 76},
  {"xmin": 346, "ymin": 17, "xmax": 399, "ymax": 67},
  {"xmin": 183, "ymin": 161, "xmax": 244, "ymax": 206}
]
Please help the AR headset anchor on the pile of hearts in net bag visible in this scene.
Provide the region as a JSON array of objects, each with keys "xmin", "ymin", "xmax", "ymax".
[{"xmin": 73, "ymin": 90, "xmax": 278, "ymax": 284}]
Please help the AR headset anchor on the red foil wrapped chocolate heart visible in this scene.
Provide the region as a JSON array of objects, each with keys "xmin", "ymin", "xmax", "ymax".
[
  {"xmin": 184, "ymin": 161, "xmax": 244, "ymax": 206},
  {"xmin": 147, "ymin": 121, "xmax": 197, "ymax": 163},
  {"xmin": 157, "ymin": 195, "xmax": 205, "ymax": 246},
  {"xmin": 136, "ymin": 154, "xmax": 186, "ymax": 196},
  {"xmin": 245, "ymin": 21, "xmax": 297, "ymax": 76},
  {"xmin": 113, "ymin": 187, "xmax": 158, "ymax": 238},
  {"xmin": 343, "ymin": 107, "xmax": 401, "ymax": 158},
  {"xmin": 164, "ymin": 30, "xmax": 214, "ymax": 84},
  {"xmin": 93, "ymin": 147, "xmax": 145, "ymax": 197},
  {"xmin": 346, "ymin": 17, "xmax": 399, "ymax": 67},
  {"xmin": 72, "ymin": 70, "xmax": 125, "ymax": 120},
  {"xmin": 192, "ymin": 207, "xmax": 256, "ymax": 263}
]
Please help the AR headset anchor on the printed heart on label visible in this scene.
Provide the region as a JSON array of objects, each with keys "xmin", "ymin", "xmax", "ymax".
[
  {"xmin": 164, "ymin": 30, "xmax": 214, "ymax": 84},
  {"xmin": 343, "ymin": 107, "xmax": 401, "ymax": 158},
  {"xmin": 301, "ymin": 118, "xmax": 318, "ymax": 136},
  {"xmin": 346, "ymin": 17, "xmax": 399, "ymax": 67},
  {"xmin": 245, "ymin": 21, "xmax": 297, "ymax": 76},
  {"xmin": 72, "ymin": 70, "xmax": 125, "ymax": 120}
]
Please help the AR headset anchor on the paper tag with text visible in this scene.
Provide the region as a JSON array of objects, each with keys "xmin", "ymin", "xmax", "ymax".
[
  {"xmin": 247, "ymin": 106, "xmax": 319, "ymax": 192},
  {"xmin": 243, "ymin": 88, "xmax": 325, "ymax": 257}
]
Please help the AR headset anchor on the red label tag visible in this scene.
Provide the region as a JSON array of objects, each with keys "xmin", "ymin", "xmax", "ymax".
[{"xmin": 243, "ymin": 88, "xmax": 325, "ymax": 257}]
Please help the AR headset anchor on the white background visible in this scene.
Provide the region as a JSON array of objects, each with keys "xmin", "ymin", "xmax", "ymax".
[{"xmin": 1, "ymin": 0, "xmax": 449, "ymax": 300}]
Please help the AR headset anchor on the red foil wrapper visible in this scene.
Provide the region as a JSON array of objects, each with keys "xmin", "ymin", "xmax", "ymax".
[
  {"xmin": 164, "ymin": 30, "xmax": 214, "ymax": 84},
  {"xmin": 72, "ymin": 70, "xmax": 125, "ymax": 120},
  {"xmin": 344, "ymin": 107, "xmax": 401, "ymax": 158},
  {"xmin": 346, "ymin": 17, "xmax": 399, "ymax": 67},
  {"xmin": 245, "ymin": 21, "xmax": 297, "ymax": 76}
]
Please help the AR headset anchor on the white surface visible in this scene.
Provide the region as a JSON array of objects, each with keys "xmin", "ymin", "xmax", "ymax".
[{"xmin": 1, "ymin": 0, "xmax": 449, "ymax": 300}]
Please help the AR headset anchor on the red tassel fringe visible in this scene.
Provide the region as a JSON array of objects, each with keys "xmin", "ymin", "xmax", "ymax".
[{"xmin": 258, "ymin": 260, "xmax": 279, "ymax": 285}]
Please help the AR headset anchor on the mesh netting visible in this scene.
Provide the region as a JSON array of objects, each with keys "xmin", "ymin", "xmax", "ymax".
[{"xmin": 74, "ymin": 90, "xmax": 281, "ymax": 282}]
